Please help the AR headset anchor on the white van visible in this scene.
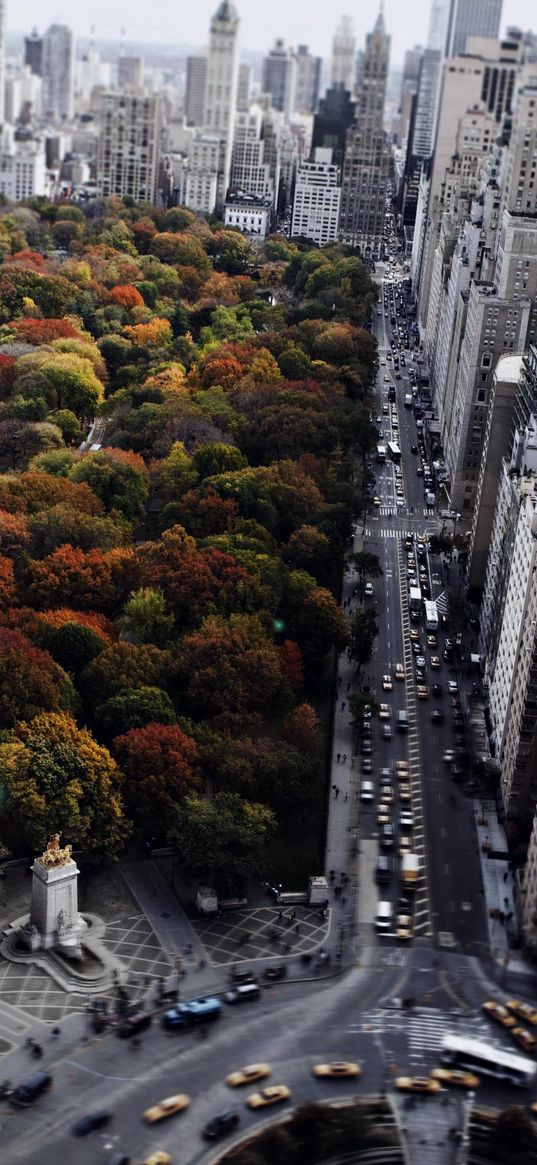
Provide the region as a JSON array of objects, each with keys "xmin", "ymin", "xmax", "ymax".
[
  {"xmin": 224, "ymin": 983, "xmax": 261, "ymax": 1005},
  {"xmin": 375, "ymin": 901, "xmax": 393, "ymax": 932},
  {"xmin": 360, "ymin": 781, "xmax": 374, "ymax": 803}
]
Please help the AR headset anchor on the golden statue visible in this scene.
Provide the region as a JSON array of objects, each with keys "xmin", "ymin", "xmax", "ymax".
[{"xmin": 38, "ymin": 834, "xmax": 73, "ymax": 868}]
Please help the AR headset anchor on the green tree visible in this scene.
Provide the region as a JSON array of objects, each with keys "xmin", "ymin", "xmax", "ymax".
[
  {"xmin": 349, "ymin": 550, "xmax": 383, "ymax": 590},
  {"xmin": 81, "ymin": 643, "xmax": 168, "ymax": 708},
  {"xmin": 95, "ymin": 686, "xmax": 176, "ymax": 738},
  {"xmin": 15, "ymin": 350, "xmax": 104, "ymax": 417},
  {"xmin": 120, "ymin": 588, "xmax": 174, "ymax": 646},
  {"xmin": 349, "ymin": 608, "xmax": 378, "ymax": 669},
  {"xmin": 168, "ymin": 791, "xmax": 275, "ymax": 896},
  {"xmin": 70, "ymin": 448, "xmax": 149, "ymax": 523},
  {"xmin": 47, "ymin": 622, "xmax": 105, "ymax": 675}
]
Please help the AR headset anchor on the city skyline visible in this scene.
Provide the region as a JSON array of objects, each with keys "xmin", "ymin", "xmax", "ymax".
[{"xmin": 6, "ymin": 0, "xmax": 536, "ymax": 62}]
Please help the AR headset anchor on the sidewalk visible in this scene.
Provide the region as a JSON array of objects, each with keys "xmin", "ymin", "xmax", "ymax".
[{"xmin": 474, "ymin": 803, "xmax": 529, "ymax": 981}]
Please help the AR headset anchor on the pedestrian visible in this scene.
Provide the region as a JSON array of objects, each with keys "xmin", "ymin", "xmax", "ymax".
[
  {"xmin": 278, "ymin": 909, "xmax": 283, "ymax": 920},
  {"xmin": 341, "ymin": 701, "xmax": 346, "ymax": 712},
  {"xmin": 198, "ymin": 959, "xmax": 206, "ymax": 970},
  {"xmin": 335, "ymin": 786, "xmax": 340, "ymax": 799},
  {"xmin": 336, "ymin": 753, "xmax": 340, "ymax": 763},
  {"xmin": 503, "ymin": 871, "xmax": 508, "ymax": 882},
  {"xmin": 25, "ymin": 1038, "xmax": 34, "ymax": 1050},
  {"xmin": 504, "ymin": 897, "xmax": 509, "ymax": 907},
  {"xmin": 285, "ymin": 942, "xmax": 291, "ymax": 954},
  {"xmin": 329, "ymin": 870, "xmax": 335, "ymax": 880},
  {"xmin": 347, "ymin": 681, "xmax": 351, "ymax": 692},
  {"xmin": 295, "ymin": 924, "xmax": 300, "ymax": 934},
  {"xmin": 332, "ymin": 783, "xmax": 338, "ymax": 793},
  {"xmin": 344, "ymin": 792, "xmax": 348, "ymax": 802},
  {"xmin": 51, "ymin": 1027, "xmax": 61, "ymax": 1039},
  {"xmin": 341, "ymin": 896, "xmax": 346, "ymax": 906},
  {"xmin": 342, "ymin": 754, "xmax": 347, "ymax": 763}
]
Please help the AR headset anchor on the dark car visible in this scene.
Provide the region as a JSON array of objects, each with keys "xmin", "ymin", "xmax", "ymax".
[
  {"xmin": 117, "ymin": 1012, "xmax": 152, "ymax": 1039},
  {"xmin": 431, "ymin": 708, "xmax": 444, "ymax": 722},
  {"xmin": 361, "ymin": 742, "xmax": 372, "ymax": 755},
  {"xmin": 263, "ymin": 965, "xmax": 287, "ymax": 981},
  {"xmin": 432, "ymin": 683, "xmax": 443, "ymax": 697},
  {"xmin": 203, "ymin": 1110, "xmax": 240, "ymax": 1141},
  {"xmin": 230, "ymin": 969, "xmax": 257, "ymax": 985},
  {"xmin": 72, "ymin": 1110, "xmax": 112, "ymax": 1137}
]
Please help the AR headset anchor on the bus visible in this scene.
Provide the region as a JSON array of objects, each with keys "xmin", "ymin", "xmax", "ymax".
[
  {"xmin": 424, "ymin": 599, "xmax": 439, "ymax": 631},
  {"xmin": 377, "ymin": 444, "xmax": 386, "ymax": 463},
  {"xmin": 441, "ymin": 1035, "xmax": 536, "ymax": 1088},
  {"xmin": 387, "ymin": 441, "xmax": 401, "ymax": 464}
]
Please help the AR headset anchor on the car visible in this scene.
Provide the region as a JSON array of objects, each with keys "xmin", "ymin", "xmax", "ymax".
[
  {"xmin": 396, "ymin": 913, "xmax": 413, "ymax": 940},
  {"xmin": 430, "ymin": 656, "xmax": 441, "ymax": 670},
  {"xmin": 399, "ymin": 785, "xmax": 412, "ymax": 804},
  {"xmin": 379, "ymin": 703, "xmax": 391, "ymax": 719},
  {"xmin": 427, "ymin": 635, "xmax": 437, "ymax": 647},
  {"xmin": 410, "ymin": 629, "xmax": 420, "ymax": 642},
  {"xmin": 313, "ymin": 1061, "xmax": 362, "ymax": 1079},
  {"xmin": 400, "ymin": 811, "xmax": 413, "ymax": 830},
  {"xmin": 203, "ymin": 1110, "xmax": 240, "ymax": 1140},
  {"xmin": 373, "ymin": 496, "xmax": 382, "ymax": 506},
  {"xmin": 247, "ymin": 1085, "xmax": 291, "ymax": 1109},
  {"xmin": 144, "ymin": 1095, "xmax": 191, "ymax": 1124},
  {"xmin": 362, "ymin": 704, "xmax": 372, "ymax": 719},
  {"xmin": 416, "ymin": 465, "xmax": 424, "ymax": 476},
  {"xmin": 431, "ymin": 709, "xmax": 444, "ymax": 722},
  {"xmin": 379, "ymin": 787, "xmax": 394, "ymax": 803},
  {"xmin": 416, "ymin": 656, "xmax": 426, "ymax": 669},
  {"xmin": 263, "ymin": 965, "xmax": 287, "ymax": 981},
  {"xmin": 143, "ymin": 1155, "xmax": 172, "ymax": 1165},
  {"xmin": 382, "ymin": 724, "xmax": 392, "ymax": 739},
  {"xmin": 415, "ymin": 670, "xmax": 426, "ymax": 683},
  {"xmin": 432, "ymin": 683, "xmax": 443, "ymax": 697},
  {"xmin": 361, "ymin": 759, "xmax": 373, "ymax": 773},
  {"xmin": 380, "ymin": 770, "xmax": 392, "ymax": 787},
  {"xmin": 377, "ymin": 808, "xmax": 391, "ymax": 826},
  {"xmin": 512, "ymin": 1027, "xmax": 537, "ymax": 1052},
  {"xmin": 72, "ymin": 1110, "xmax": 113, "ymax": 1137},
  {"xmin": 482, "ymin": 1001, "xmax": 517, "ymax": 1028},
  {"xmin": 416, "ymin": 685, "xmax": 429, "ymax": 699},
  {"xmin": 364, "ymin": 582, "xmax": 374, "ymax": 597},
  {"xmin": 395, "ymin": 663, "xmax": 405, "ymax": 681},
  {"xmin": 506, "ymin": 1000, "xmax": 537, "ymax": 1025},
  {"xmin": 448, "ymin": 680, "xmax": 459, "ymax": 693},
  {"xmin": 376, "ymin": 414, "xmax": 383, "ymax": 423},
  {"xmin": 431, "ymin": 1069, "xmax": 480, "ymax": 1089},
  {"xmin": 412, "ymin": 642, "xmax": 422, "ymax": 655},
  {"xmin": 226, "ymin": 1064, "xmax": 271, "ymax": 1087},
  {"xmin": 394, "ymin": 760, "xmax": 409, "ymax": 778},
  {"xmin": 395, "ymin": 1077, "xmax": 441, "ymax": 1093},
  {"xmin": 382, "ymin": 674, "xmax": 393, "ymax": 691}
]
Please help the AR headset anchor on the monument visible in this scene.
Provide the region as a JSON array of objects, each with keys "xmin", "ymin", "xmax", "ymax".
[{"xmin": 23, "ymin": 834, "xmax": 87, "ymax": 959}]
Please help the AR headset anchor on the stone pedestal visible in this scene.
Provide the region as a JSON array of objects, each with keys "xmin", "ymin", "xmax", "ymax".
[
  {"xmin": 27, "ymin": 855, "xmax": 87, "ymax": 957},
  {"xmin": 308, "ymin": 875, "xmax": 329, "ymax": 905}
]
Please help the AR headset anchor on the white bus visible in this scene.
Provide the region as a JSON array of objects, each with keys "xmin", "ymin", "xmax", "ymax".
[
  {"xmin": 377, "ymin": 444, "xmax": 386, "ymax": 463},
  {"xmin": 424, "ymin": 599, "xmax": 439, "ymax": 631},
  {"xmin": 441, "ymin": 1034, "xmax": 536, "ymax": 1088}
]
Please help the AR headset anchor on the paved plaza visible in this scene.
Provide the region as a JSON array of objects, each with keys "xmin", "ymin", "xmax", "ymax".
[{"xmin": 191, "ymin": 902, "xmax": 330, "ymax": 966}]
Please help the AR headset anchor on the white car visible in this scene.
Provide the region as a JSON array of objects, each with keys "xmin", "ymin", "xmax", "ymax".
[
  {"xmin": 448, "ymin": 680, "xmax": 458, "ymax": 693},
  {"xmin": 364, "ymin": 583, "xmax": 374, "ymax": 597}
]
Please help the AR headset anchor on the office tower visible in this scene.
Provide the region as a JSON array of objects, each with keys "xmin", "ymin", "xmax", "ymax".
[
  {"xmin": 312, "ymin": 84, "xmax": 355, "ymax": 169},
  {"xmin": 521, "ymin": 807, "xmax": 537, "ymax": 952},
  {"xmin": 398, "ymin": 47, "xmax": 422, "ymax": 149},
  {"xmin": 42, "ymin": 24, "xmax": 75, "ymax": 121},
  {"xmin": 25, "ymin": 29, "xmax": 43, "ymax": 76},
  {"xmin": 229, "ymin": 106, "xmax": 274, "ymax": 200},
  {"xmin": 294, "ymin": 45, "xmax": 321, "ymax": 115},
  {"xmin": 118, "ymin": 56, "xmax": 144, "ymax": 90},
  {"xmin": 185, "ymin": 56, "xmax": 207, "ymax": 126},
  {"xmin": 331, "ymin": 15, "xmax": 356, "ymax": 91},
  {"xmin": 237, "ymin": 63, "xmax": 251, "ymax": 111},
  {"xmin": 0, "ymin": 124, "xmax": 47, "ymax": 199},
  {"xmin": 203, "ymin": 0, "xmax": 240, "ymax": 203},
  {"xmin": 96, "ymin": 91, "xmax": 161, "ymax": 202},
  {"xmin": 0, "ymin": 0, "xmax": 5, "ymax": 125},
  {"xmin": 445, "ymin": 0, "xmax": 503, "ymax": 57},
  {"xmin": 291, "ymin": 148, "xmax": 341, "ymax": 245},
  {"xmin": 262, "ymin": 39, "xmax": 296, "ymax": 118},
  {"xmin": 338, "ymin": 9, "xmax": 392, "ymax": 255}
]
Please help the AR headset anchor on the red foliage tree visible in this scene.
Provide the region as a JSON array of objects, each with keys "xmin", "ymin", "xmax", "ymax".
[
  {"xmin": 0, "ymin": 556, "xmax": 16, "ymax": 608},
  {"xmin": 138, "ymin": 527, "xmax": 254, "ymax": 627},
  {"xmin": 0, "ymin": 509, "xmax": 30, "ymax": 556},
  {"xmin": 0, "ymin": 472, "xmax": 102, "ymax": 516},
  {"xmin": 109, "ymin": 285, "xmax": 145, "ymax": 310},
  {"xmin": 113, "ymin": 723, "xmax": 200, "ymax": 831},
  {"xmin": 0, "ymin": 628, "xmax": 74, "ymax": 726},
  {"xmin": 8, "ymin": 318, "xmax": 84, "ymax": 344},
  {"xmin": 24, "ymin": 545, "xmax": 136, "ymax": 612},
  {"xmin": 278, "ymin": 639, "xmax": 304, "ymax": 692}
]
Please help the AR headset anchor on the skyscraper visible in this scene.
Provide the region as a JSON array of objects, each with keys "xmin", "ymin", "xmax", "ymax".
[
  {"xmin": 331, "ymin": 15, "xmax": 356, "ymax": 91},
  {"xmin": 24, "ymin": 29, "xmax": 43, "ymax": 77},
  {"xmin": 312, "ymin": 84, "xmax": 356, "ymax": 170},
  {"xmin": 339, "ymin": 8, "xmax": 392, "ymax": 254},
  {"xmin": 185, "ymin": 56, "xmax": 207, "ymax": 126},
  {"xmin": 118, "ymin": 56, "xmax": 144, "ymax": 90},
  {"xmin": 0, "ymin": 0, "xmax": 5, "ymax": 125},
  {"xmin": 203, "ymin": 0, "xmax": 240, "ymax": 202},
  {"xmin": 294, "ymin": 45, "xmax": 322, "ymax": 115},
  {"xmin": 96, "ymin": 91, "xmax": 161, "ymax": 202},
  {"xmin": 445, "ymin": 0, "xmax": 503, "ymax": 57},
  {"xmin": 262, "ymin": 39, "xmax": 296, "ymax": 118},
  {"xmin": 42, "ymin": 24, "xmax": 75, "ymax": 121}
]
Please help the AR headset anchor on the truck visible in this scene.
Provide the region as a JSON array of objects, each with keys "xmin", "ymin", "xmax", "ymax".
[
  {"xmin": 162, "ymin": 996, "xmax": 222, "ymax": 1030},
  {"xmin": 425, "ymin": 490, "xmax": 436, "ymax": 507},
  {"xmin": 409, "ymin": 586, "xmax": 422, "ymax": 619},
  {"xmin": 424, "ymin": 599, "xmax": 439, "ymax": 631},
  {"xmin": 376, "ymin": 444, "xmax": 386, "ymax": 463},
  {"xmin": 401, "ymin": 853, "xmax": 420, "ymax": 890},
  {"xmin": 404, "ymin": 393, "xmax": 413, "ymax": 408}
]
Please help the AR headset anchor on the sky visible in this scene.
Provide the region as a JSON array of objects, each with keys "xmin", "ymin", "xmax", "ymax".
[{"xmin": 10, "ymin": 0, "xmax": 537, "ymax": 63}]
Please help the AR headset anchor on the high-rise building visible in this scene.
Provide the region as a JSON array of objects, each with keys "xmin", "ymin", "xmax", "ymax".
[
  {"xmin": 338, "ymin": 9, "xmax": 392, "ymax": 254},
  {"xmin": 96, "ymin": 91, "xmax": 161, "ymax": 202},
  {"xmin": 445, "ymin": 0, "xmax": 503, "ymax": 58},
  {"xmin": 24, "ymin": 29, "xmax": 43, "ymax": 77},
  {"xmin": 185, "ymin": 56, "xmax": 207, "ymax": 127},
  {"xmin": 398, "ymin": 46, "xmax": 422, "ymax": 150},
  {"xmin": 0, "ymin": 124, "xmax": 47, "ymax": 199},
  {"xmin": 229, "ymin": 106, "xmax": 274, "ymax": 201},
  {"xmin": 291, "ymin": 148, "xmax": 341, "ymax": 245},
  {"xmin": 331, "ymin": 15, "xmax": 356, "ymax": 91},
  {"xmin": 312, "ymin": 84, "xmax": 356, "ymax": 169},
  {"xmin": 0, "ymin": 0, "xmax": 6, "ymax": 125},
  {"xmin": 118, "ymin": 56, "xmax": 144, "ymax": 90},
  {"xmin": 294, "ymin": 45, "xmax": 322, "ymax": 115},
  {"xmin": 262, "ymin": 39, "xmax": 296, "ymax": 118},
  {"xmin": 237, "ymin": 63, "xmax": 251, "ymax": 111},
  {"xmin": 203, "ymin": 0, "xmax": 240, "ymax": 203},
  {"xmin": 42, "ymin": 24, "xmax": 75, "ymax": 121}
]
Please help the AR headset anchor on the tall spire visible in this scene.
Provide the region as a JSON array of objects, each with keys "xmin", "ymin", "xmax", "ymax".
[
  {"xmin": 215, "ymin": 1, "xmax": 239, "ymax": 20},
  {"xmin": 374, "ymin": 1, "xmax": 386, "ymax": 35}
]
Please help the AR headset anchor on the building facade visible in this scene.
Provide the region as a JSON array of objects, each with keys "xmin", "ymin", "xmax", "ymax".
[
  {"xmin": 96, "ymin": 91, "xmax": 161, "ymax": 203},
  {"xmin": 203, "ymin": 0, "xmax": 240, "ymax": 205},
  {"xmin": 262, "ymin": 39, "xmax": 296, "ymax": 118},
  {"xmin": 42, "ymin": 23, "xmax": 74, "ymax": 121},
  {"xmin": 185, "ymin": 56, "xmax": 207, "ymax": 127},
  {"xmin": 291, "ymin": 148, "xmax": 341, "ymax": 245},
  {"xmin": 331, "ymin": 15, "xmax": 356, "ymax": 91}
]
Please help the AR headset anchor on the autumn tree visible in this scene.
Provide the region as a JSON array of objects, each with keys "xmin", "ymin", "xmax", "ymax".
[
  {"xmin": 69, "ymin": 448, "xmax": 149, "ymax": 522},
  {"xmin": 113, "ymin": 723, "xmax": 200, "ymax": 834},
  {"xmin": 0, "ymin": 629, "xmax": 75, "ymax": 727},
  {"xmin": 168, "ymin": 792, "xmax": 275, "ymax": 896},
  {"xmin": 14, "ymin": 350, "xmax": 105, "ymax": 417},
  {"xmin": 81, "ymin": 643, "xmax": 168, "ymax": 709},
  {"xmin": 95, "ymin": 686, "xmax": 176, "ymax": 738},
  {"xmin": 288, "ymin": 584, "xmax": 349, "ymax": 667},
  {"xmin": 349, "ymin": 608, "xmax": 379, "ymax": 669},
  {"xmin": 0, "ymin": 712, "xmax": 128, "ymax": 858},
  {"xmin": 174, "ymin": 614, "xmax": 287, "ymax": 721},
  {"xmin": 349, "ymin": 551, "xmax": 383, "ymax": 590}
]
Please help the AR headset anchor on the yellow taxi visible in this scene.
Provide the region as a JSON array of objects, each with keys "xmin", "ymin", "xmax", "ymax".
[
  {"xmin": 427, "ymin": 635, "xmax": 437, "ymax": 648},
  {"xmin": 313, "ymin": 1061, "xmax": 362, "ymax": 1079},
  {"xmin": 482, "ymin": 1001, "xmax": 517, "ymax": 1028},
  {"xmin": 399, "ymin": 835, "xmax": 413, "ymax": 855},
  {"xmin": 380, "ymin": 788, "xmax": 394, "ymax": 804},
  {"xmin": 399, "ymin": 784, "xmax": 412, "ymax": 803},
  {"xmin": 144, "ymin": 1095, "xmax": 190, "ymax": 1124},
  {"xmin": 506, "ymin": 1000, "xmax": 537, "ymax": 1026},
  {"xmin": 143, "ymin": 1154, "xmax": 172, "ymax": 1165},
  {"xmin": 226, "ymin": 1063, "xmax": 271, "ymax": 1087},
  {"xmin": 512, "ymin": 1027, "xmax": 536, "ymax": 1053},
  {"xmin": 382, "ymin": 674, "xmax": 393, "ymax": 691},
  {"xmin": 379, "ymin": 703, "xmax": 391, "ymax": 719},
  {"xmin": 395, "ymin": 1076, "xmax": 441, "ymax": 1093},
  {"xmin": 395, "ymin": 663, "xmax": 405, "ymax": 681},
  {"xmin": 394, "ymin": 761, "xmax": 409, "ymax": 778},
  {"xmin": 431, "ymin": 1069, "xmax": 480, "ymax": 1089},
  {"xmin": 396, "ymin": 914, "xmax": 413, "ymax": 941},
  {"xmin": 410, "ymin": 629, "xmax": 420, "ymax": 641},
  {"xmin": 247, "ymin": 1085, "xmax": 291, "ymax": 1109},
  {"xmin": 416, "ymin": 685, "xmax": 429, "ymax": 699},
  {"xmin": 430, "ymin": 656, "xmax": 441, "ymax": 670},
  {"xmin": 377, "ymin": 807, "xmax": 391, "ymax": 826}
]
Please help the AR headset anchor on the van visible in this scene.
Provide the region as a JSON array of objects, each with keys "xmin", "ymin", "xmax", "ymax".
[
  {"xmin": 375, "ymin": 901, "xmax": 393, "ymax": 932},
  {"xmin": 117, "ymin": 1012, "xmax": 153, "ymax": 1039},
  {"xmin": 162, "ymin": 996, "xmax": 222, "ymax": 1030},
  {"xmin": 224, "ymin": 983, "xmax": 261, "ymax": 1004},
  {"xmin": 360, "ymin": 780, "xmax": 374, "ymax": 803},
  {"xmin": 375, "ymin": 856, "xmax": 391, "ymax": 884},
  {"xmin": 397, "ymin": 710, "xmax": 408, "ymax": 732},
  {"xmin": 11, "ymin": 1071, "xmax": 52, "ymax": 1107}
]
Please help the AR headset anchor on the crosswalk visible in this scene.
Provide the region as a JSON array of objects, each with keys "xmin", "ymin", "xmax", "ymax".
[
  {"xmin": 376, "ymin": 506, "xmax": 435, "ymax": 518},
  {"xmin": 435, "ymin": 590, "xmax": 449, "ymax": 615},
  {"xmin": 356, "ymin": 1005, "xmax": 492, "ymax": 1066}
]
